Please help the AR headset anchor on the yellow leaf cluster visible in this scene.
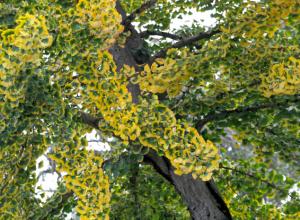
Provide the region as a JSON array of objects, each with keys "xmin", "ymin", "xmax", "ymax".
[
  {"xmin": 260, "ymin": 57, "xmax": 300, "ymax": 97},
  {"xmin": 85, "ymin": 51, "xmax": 220, "ymax": 181},
  {"xmin": 124, "ymin": 0, "xmax": 298, "ymax": 105},
  {"xmin": 75, "ymin": 0, "xmax": 123, "ymax": 48},
  {"xmin": 0, "ymin": 14, "xmax": 53, "ymax": 104},
  {"xmin": 139, "ymin": 98, "xmax": 220, "ymax": 180},
  {"xmin": 49, "ymin": 148, "xmax": 110, "ymax": 220},
  {"xmin": 1, "ymin": 14, "xmax": 52, "ymax": 69},
  {"xmin": 87, "ymin": 51, "xmax": 141, "ymax": 142},
  {"xmin": 136, "ymin": 49, "xmax": 192, "ymax": 97},
  {"xmin": 221, "ymin": 0, "xmax": 299, "ymax": 39}
]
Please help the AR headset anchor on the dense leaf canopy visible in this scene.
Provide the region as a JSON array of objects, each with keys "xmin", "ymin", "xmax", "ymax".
[{"xmin": 0, "ymin": 0, "xmax": 299, "ymax": 219}]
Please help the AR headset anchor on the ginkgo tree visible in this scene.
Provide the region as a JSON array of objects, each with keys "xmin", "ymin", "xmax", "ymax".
[{"xmin": 0, "ymin": 0, "xmax": 299, "ymax": 219}]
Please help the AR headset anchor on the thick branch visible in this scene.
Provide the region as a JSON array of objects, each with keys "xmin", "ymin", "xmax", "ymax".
[
  {"xmin": 79, "ymin": 111, "xmax": 102, "ymax": 130},
  {"xmin": 139, "ymin": 30, "xmax": 183, "ymax": 40},
  {"xmin": 151, "ymin": 29, "xmax": 220, "ymax": 61},
  {"xmin": 143, "ymin": 149, "xmax": 173, "ymax": 183},
  {"xmin": 196, "ymin": 96, "xmax": 300, "ymax": 130},
  {"xmin": 122, "ymin": 0, "xmax": 157, "ymax": 26}
]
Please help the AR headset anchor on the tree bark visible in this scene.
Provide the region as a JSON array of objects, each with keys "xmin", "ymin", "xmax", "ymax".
[
  {"xmin": 171, "ymin": 172, "xmax": 231, "ymax": 220},
  {"xmin": 107, "ymin": 2, "xmax": 232, "ymax": 219},
  {"xmin": 144, "ymin": 150, "xmax": 232, "ymax": 220}
]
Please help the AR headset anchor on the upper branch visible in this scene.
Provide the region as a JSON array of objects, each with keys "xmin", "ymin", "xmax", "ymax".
[
  {"xmin": 196, "ymin": 95, "xmax": 300, "ymax": 130},
  {"xmin": 139, "ymin": 30, "xmax": 183, "ymax": 40},
  {"xmin": 122, "ymin": 0, "xmax": 158, "ymax": 27},
  {"xmin": 150, "ymin": 29, "xmax": 220, "ymax": 61}
]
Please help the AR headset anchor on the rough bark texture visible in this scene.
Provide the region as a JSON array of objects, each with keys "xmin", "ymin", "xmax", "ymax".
[
  {"xmin": 144, "ymin": 150, "xmax": 232, "ymax": 220},
  {"xmin": 171, "ymin": 172, "xmax": 231, "ymax": 219},
  {"xmin": 106, "ymin": 2, "xmax": 233, "ymax": 219}
]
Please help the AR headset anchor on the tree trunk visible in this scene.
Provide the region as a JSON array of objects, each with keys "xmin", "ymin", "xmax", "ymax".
[
  {"xmin": 108, "ymin": 2, "xmax": 232, "ymax": 219},
  {"xmin": 144, "ymin": 150, "xmax": 232, "ymax": 220},
  {"xmin": 170, "ymin": 170, "xmax": 231, "ymax": 219}
]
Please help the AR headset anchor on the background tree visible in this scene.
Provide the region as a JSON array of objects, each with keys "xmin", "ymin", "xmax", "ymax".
[{"xmin": 0, "ymin": 0, "xmax": 299, "ymax": 219}]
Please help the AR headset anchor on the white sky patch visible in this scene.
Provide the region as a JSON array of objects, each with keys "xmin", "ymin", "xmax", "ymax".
[
  {"xmin": 35, "ymin": 155, "xmax": 60, "ymax": 202},
  {"xmin": 86, "ymin": 130, "xmax": 111, "ymax": 152},
  {"xmin": 170, "ymin": 9, "xmax": 217, "ymax": 30},
  {"xmin": 142, "ymin": 10, "xmax": 217, "ymax": 47}
]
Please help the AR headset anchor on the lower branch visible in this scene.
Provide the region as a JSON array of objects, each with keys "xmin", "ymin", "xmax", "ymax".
[
  {"xmin": 78, "ymin": 110, "xmax": 232, "ymax": 219},
  {"xmin": 196, "ymin": 95, "xmax": 300, "ymax": 130},
  {"xmin": 220, "ymin": 164, "xmax": 296, "ymax": 200}
]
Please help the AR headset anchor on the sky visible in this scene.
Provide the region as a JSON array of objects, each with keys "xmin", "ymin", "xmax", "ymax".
[{"xmin": 170, "ymin": 9, "xmax": 216, "ymax": 30}]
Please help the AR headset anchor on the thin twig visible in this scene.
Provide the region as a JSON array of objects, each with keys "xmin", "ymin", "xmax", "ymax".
[
  {"xmin": 122, "ymin": 0, "xmax": 157, "ymax": 26},
  {"xmin": 220, "ymin": 165, "xmax": 278, "ymax": 189},
  {"xmin": 196, "ymin": 95, "xmax": 300, "ymax": 130},
  {"xmin": 37, "ymin": 169, "xmax": 54, "ymax": 179},
  {"xmin": 150, "ymin": 29, "xmax": 220, "ymax": 62},
  {"xmin": 220, "ymin": 164, "xmax": 296, "ymax": 199},
  {"xmin": 139, "ymin": 30, "xmax": 183, "ymax": 40},
  {"xmin": 88, "ymin": 139, "xmax": 103, "ymax": 143}
]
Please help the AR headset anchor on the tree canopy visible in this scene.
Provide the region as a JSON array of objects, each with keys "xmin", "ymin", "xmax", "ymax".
[{"xmin": 0, "ymin": 0, "xmax": 299, "ymax": 219}]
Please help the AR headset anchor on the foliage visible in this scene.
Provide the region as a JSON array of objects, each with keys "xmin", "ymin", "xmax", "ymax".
[
  {"xmin": 106, "ymin": 155, "xmax": 190, "ymax": 220},
  {"xmin": 0, "ymin": 0, "xmax": 299, "ymax": 219}
]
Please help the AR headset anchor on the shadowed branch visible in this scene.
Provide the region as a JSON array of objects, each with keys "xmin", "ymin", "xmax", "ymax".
[
  {"xmin": 122, "ymin": 0, "xmax": 157, "ymax": 26},
  {"xmin": 139, "ymin": 30, "xmax": 183, "ymax": 40},
  {"xmin": 196, "ymin": 95, "xmax": 300, "ymax": 130},
  {"xmin": 220, "ymin": 164, "xmax": 296, "ymax": 199},
  {"xmin": 150, "ymin": 29, "xmax": 220, "ymax": 62}
]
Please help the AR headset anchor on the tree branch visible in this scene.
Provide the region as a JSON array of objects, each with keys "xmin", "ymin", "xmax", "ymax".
[
  {"xmin": 139, "ymin": 30, "xmax": 183, "ymax": 40},
  {"xmin": 143, "ymin": 149, "xmax": 173, "ymax": 183},
  {"xmin": 77, "ymin": 111, "xmax": 173, "ymax": 183},
  {"xmin": 79, "ymin": 111, "xmax": 102, "ymax": 130},
  {"xmin": 122, "ymin": 0, "xmax": 157, "ymax": 26},
  {"xmin": 220, "ymin": 164, "xmax": 296, "ymax": 199},
  {"xmin": 220, "ymin": 164, "xmax": 278, "ymax": 189},
  {"xmin": 37, "ymin": 169, "xmax": 54, "ymax": 180},
  {"xmin": 77, "ymin": 96, "xmax": 232, "ymax": 219},
  {"xmin": 77, "ymin": 112, "xmax": 171, "ymax": 181},
  {"xmin": 196, "ymin": 95, "xmax": 300, "ymax": 130},
  {"xmin": 150, "ymin": 29, "xmax": 220, "ymax": 61}
]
